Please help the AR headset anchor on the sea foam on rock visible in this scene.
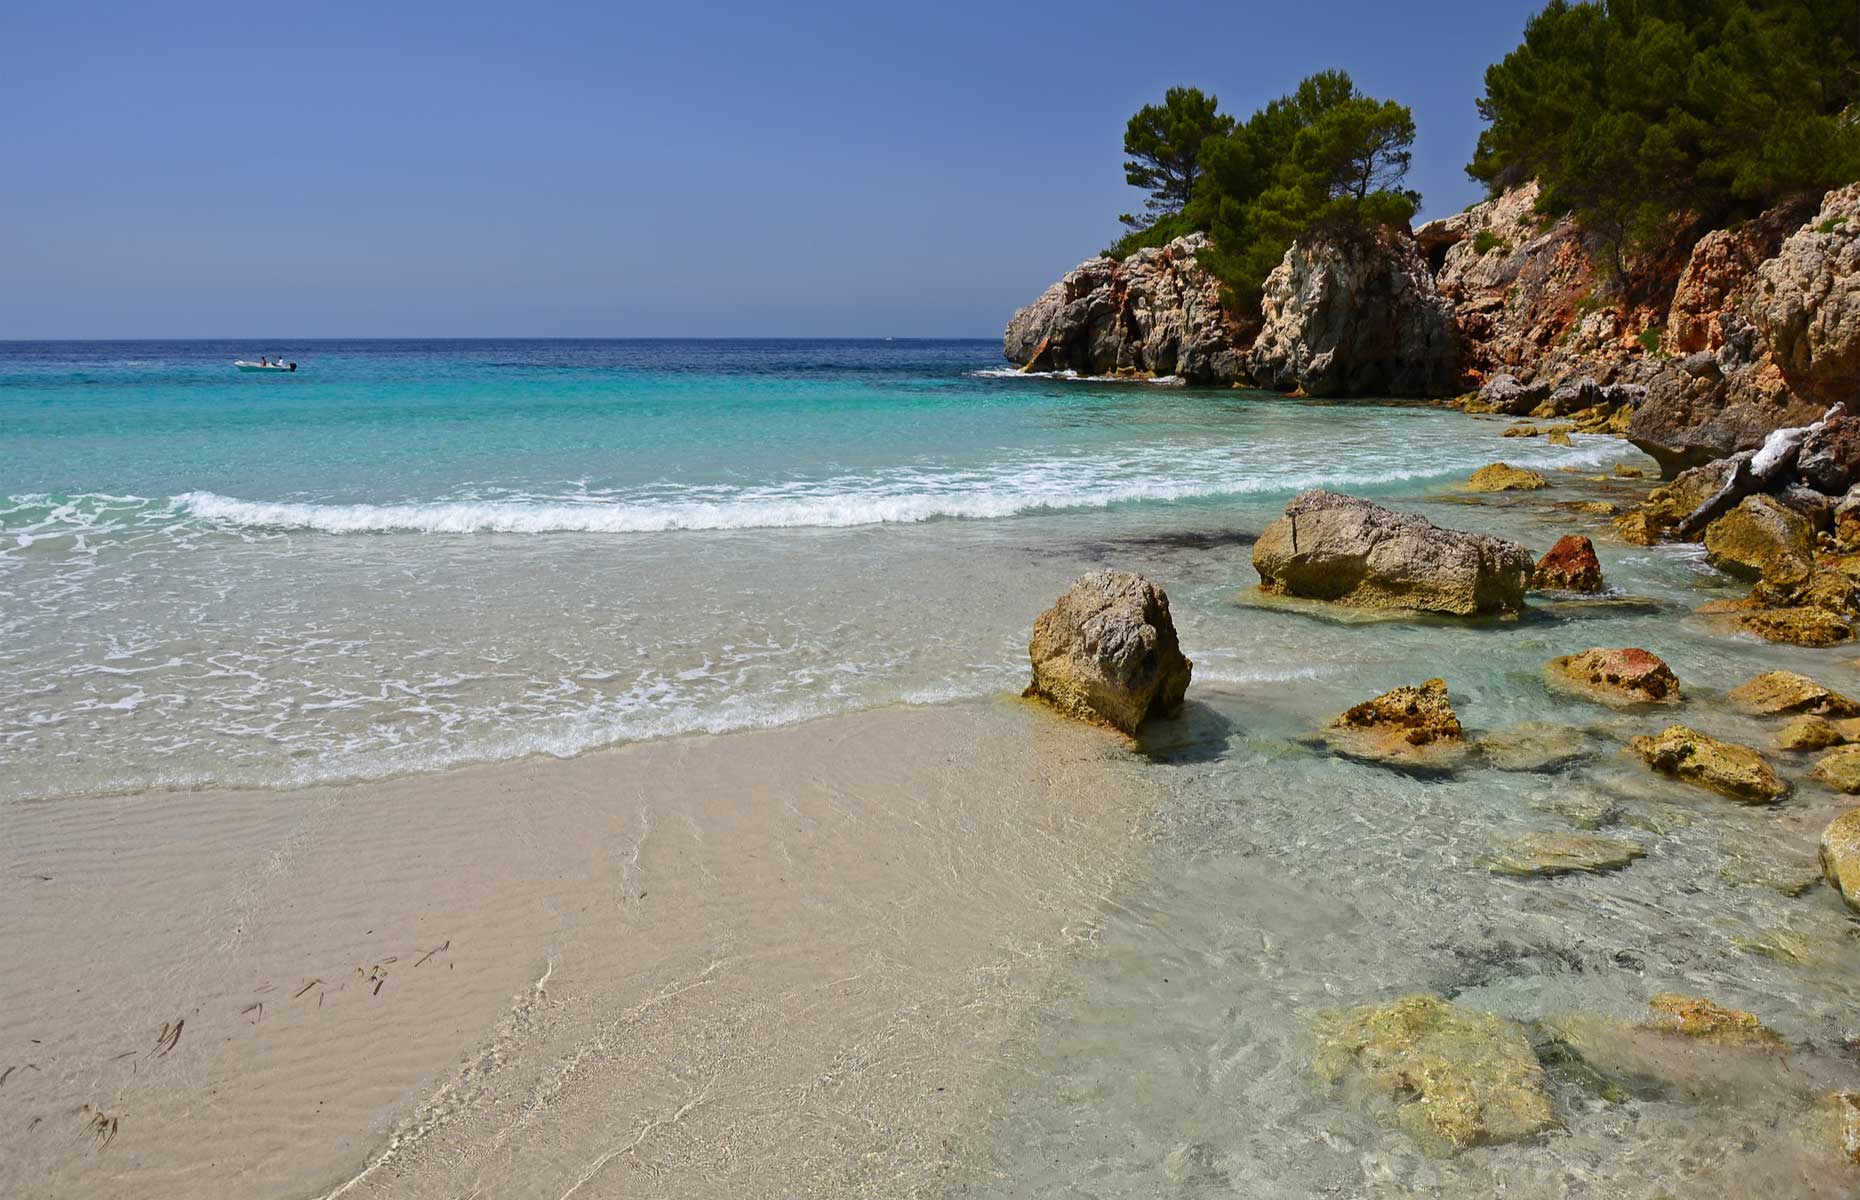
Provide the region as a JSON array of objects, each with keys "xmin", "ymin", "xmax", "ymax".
[
  {"xmin": 1024, "ymin": 570, "xmax": 1192, "ymax": 735},
  {"xmin": 1252, "ymin": 491, "xmax": 1532, "ymax": 616}
]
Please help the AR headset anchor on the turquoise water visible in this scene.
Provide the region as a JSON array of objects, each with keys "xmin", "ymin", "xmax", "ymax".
[
  {"xmin": 10, "ymin": 339, "xmax": 1860, "ymax": 1196},
  {"xmin": 1, "ymin": 339, "xmax": 1627, "ymax": 800}
]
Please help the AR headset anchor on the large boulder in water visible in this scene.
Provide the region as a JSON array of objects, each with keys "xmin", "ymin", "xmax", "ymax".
[
  {"xmin": 1002, "ymin": 234, "xmax": 1249, "ymax": 382},
  {"xmin": 1024, "ymin": 570, "xmax": 1192, "ymax": 734},
  {"xmin": 1252, "ymin": 491, "xmax": 1533, "ymax": 615},
  {"xmin": 1247, "ymin": 229, "xmax": 1461, "ymax": 397}
]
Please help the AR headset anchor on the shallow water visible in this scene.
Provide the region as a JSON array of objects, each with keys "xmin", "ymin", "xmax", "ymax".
[
  {"xmin": 2, "ymin": 339, "xmax": 1618, "ymax": 799},
  {"xmin": 7, "ymin": 339, "xmax": 1858, "ymax": 1194}
]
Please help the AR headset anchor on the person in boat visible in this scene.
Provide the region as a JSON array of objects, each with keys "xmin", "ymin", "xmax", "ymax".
[{"xmin": 259, "ymin": 356, "xmax": 269, "ymax": 366}]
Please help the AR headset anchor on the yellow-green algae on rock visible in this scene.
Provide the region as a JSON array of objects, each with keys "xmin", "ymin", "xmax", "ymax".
[
  {"xmin": 1629, "ymin": 724, "xmax": 1786, "ymax": 803},
  {"xmin": 1727, "ymin": 669, "xmax": 1860, "ymax": 717},
  {"xmin": 1311, "ymin": 994, "xmax": 1555, "ymax": 1157},
  {"xmin": 1324, "ymin": 679, "xmax": 1469, "ymax": 773},
  {"xmin": 1812, "ymin": 745, "xmax": 1860, "ymax": 793},
  {"xmin": 1646, "ymin": 994, "xmax": 1786, "ymax": 1050},
  {"xmin": 1466, "ymin": 462, "xmax": 1549, "ymax": 492},
  {"xmin": 1819, "ymin": 807, "xmax": 1860, "ymax": 911}
]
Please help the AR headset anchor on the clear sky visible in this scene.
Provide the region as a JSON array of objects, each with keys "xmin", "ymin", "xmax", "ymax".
[{"xmin": 1, "ymin": 0, "xmax": 1545, "ymax": 339}]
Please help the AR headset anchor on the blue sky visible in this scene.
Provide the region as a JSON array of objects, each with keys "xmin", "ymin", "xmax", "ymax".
[{"xmin": 1, "ymin": 0, "xmax": 1544, "ymax": 338}]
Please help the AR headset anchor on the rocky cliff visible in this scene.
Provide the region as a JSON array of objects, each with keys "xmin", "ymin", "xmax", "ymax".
[
  {"xmin": 1246, "ymin": 229, "xmax": 1459, "ymax": 397},
  {"xmin": 1002, "ymin": 234, "xmax": 1247, "ymax": 382},
  {"xmin": 1002, "ymin": 181, "xmax": 1858, "ymax": 468}
]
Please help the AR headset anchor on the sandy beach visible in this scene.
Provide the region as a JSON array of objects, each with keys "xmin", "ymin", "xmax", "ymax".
[{"xmin": 2, "ymin": 698, "xmax": 1161, "ymax": 1199}]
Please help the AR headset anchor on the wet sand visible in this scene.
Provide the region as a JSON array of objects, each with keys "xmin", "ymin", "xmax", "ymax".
[{"xmin": 1, "ymin": 698, "xmax": 1158, "ymax": 1199}]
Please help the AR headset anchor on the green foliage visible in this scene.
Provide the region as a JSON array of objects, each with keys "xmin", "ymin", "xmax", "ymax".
[
  {"xmin": 1820, "ymin": 216, "xmax": 1849, "ymax": 234},
  {"xmin": 1119, "ymin": 87, "xmax": 1235, "ymax": 233},
  {"xmin": 1110, "ymin": 72, "xmax": 1421, "ymax": 309},
  {"xmin": 1470, "ymin": 0, "xmax": 1860, "ymax": 275},
  {"xmin": 1637, "ymin": 326, "xmax": 1664, "ymax": 354},
  {"xmin": 1472, "ymin": 229, "xmax": 1507, "ymax": 255}
]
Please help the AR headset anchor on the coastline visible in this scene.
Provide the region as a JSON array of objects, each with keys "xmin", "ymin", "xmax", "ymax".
[{"xmin": 1, "ymin": 696, "xmax": 1164, "ymax": 1199}]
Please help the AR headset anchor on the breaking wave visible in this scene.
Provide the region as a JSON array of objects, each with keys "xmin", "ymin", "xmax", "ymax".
[{"xmin": 4, "ymin": 437, "xmax": 1631, "ymax": 540}]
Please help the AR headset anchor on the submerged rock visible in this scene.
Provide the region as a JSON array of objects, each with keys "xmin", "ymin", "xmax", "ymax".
[
  {"xmin": 1630, "ymin": 725, "xmax": 1785, "ymax": 803},
  {"xmin": 1252, "ymin": 491, "xmax": 1532, "ymax": 616},
  {"xmin": 1487, "ymin": 832, "xmax": 1645, "ymax": 876},
  {"xmin": 1479, "ymin": 722, "xmax": 1592, "ymax": 772},
  {"xmin": 1832, "ymin": 1091, "xmax": 1860, "ymax": 1167},
  {"xmin": 1814, "ymin": 745, "xmax": 1860, "ymax": 793},
  {"xmin": 1325, "ymin": 678, "xmax": 1468, "ymax": 773},
  {"xmin": 1820, "ymin": 808, "xmax": 1860, "ymax": 911},
  {"xmin": 1466, "ymin": 462, "xmax": 1548, "ymax": 492},
  {"xmin": 1544, "ymin": 647, "xmax": 1680, "ymax": 706},
  {"xmin": 1311, "ymin": 994, "xmax": 1555, "ymax": 1157},
  {"xmin": 1024, "ymin": 570, "xmax": 1192, "ymax": 735},
  {"xmin": 1531, "ymin": 534, "xmax": 1605, "ymax": 592},
  {"xmin": 1726, "ymin": 670, "xmax": 1860, "ymax": 717},
  {"xmin": 1646, "ymin": 994, "xmax": 1786, "ymax": 1050}
]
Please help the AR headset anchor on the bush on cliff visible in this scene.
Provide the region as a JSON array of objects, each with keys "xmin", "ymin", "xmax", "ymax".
[
  {"xmin": 1109, "ymin": 71, "xmax": 1421, "ymax": 311},
  {"xmin": 1469, "ymin": 0, "xmax": 1860, "ymax": 276}
]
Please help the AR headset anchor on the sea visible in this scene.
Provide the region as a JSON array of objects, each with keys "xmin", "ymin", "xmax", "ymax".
[
  {"xmin": 1, "ymin": 337, "xmax": 1627, "ymax": 802},
  {"xmin": 6, "ymin": 338, "xmax": 1859, "ymax": 1195}
]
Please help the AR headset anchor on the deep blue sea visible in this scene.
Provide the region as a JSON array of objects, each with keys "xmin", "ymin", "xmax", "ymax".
[{"xmin": 2, "ymin": 338, "xmax": 1631, "ymax": 799}]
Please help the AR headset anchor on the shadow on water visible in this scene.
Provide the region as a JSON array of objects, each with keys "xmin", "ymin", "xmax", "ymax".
[
  {"xmin": 1133, "ymin": 699, "xmax": 1238, "ymax": 765},
  {"xmin": 1024, "ymin": 528, "xmax": 1259, "ymax": 566}
]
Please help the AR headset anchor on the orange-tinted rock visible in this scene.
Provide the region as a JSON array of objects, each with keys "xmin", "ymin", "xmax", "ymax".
[
  {"xmin": 1646, "ymin": 994, "xmax": 1785, "ymax": 1050},
  {"xmin": 1325, "ymin": 679, "xmax": 1469, "ymax": 773},
  {"xmin": 1545, "ymin": 647, "xmax": 1680, "ymax": 706},
  {"xmin": 1531, "ymin": 534, "xmax": 1605, "ymax": 592}
]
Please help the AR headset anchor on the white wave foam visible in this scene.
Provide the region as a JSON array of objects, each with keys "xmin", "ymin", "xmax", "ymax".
[{"xmin": 967, "ymin": 368, "xmax": 1187, "ymax": 385}]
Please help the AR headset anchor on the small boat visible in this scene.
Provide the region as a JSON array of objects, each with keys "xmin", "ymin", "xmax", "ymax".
[{"xmin": 234, "ymin": 360, "xmax": 296, "ymax": 373}]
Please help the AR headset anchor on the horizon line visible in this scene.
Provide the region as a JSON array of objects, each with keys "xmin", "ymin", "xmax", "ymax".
[{"xmin": 0, "ymin": 334, "xmax": 1002, "ymax": 344}]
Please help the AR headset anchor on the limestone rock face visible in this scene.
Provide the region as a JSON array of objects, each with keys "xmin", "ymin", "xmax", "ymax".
[
  {"xmin": 1725, "ymin": 670, "xmax": 1860, "ymax": 717},
  {"xmin": 1247, "ymin": 230, "xmax": 1460, "ymax": 397},
  {"xmin": 1753, "ymin": 183, "xmax": 1860, "ymax": 404},
  {"xmin": 1252, "ymin": 491, "xmax": 1533, "ymax": 616},
  {"xmin": 1820, "ymin": 807, "xmax": 1860, "ymax": 911},
  {"xmin": 1466, "ymin": 463, "xmax": 1548, "ymax": 492},
  {"xmin": 1544, "ymin": 647, "xmax": 1679, "ymax": 706},
  {"xmin": 1628, "ymin": 187, "xmax": 1859, "ymax": 472},
  {"xmin": 1665, "ymin": 195, "xmax": 1819, "ymax": 355},
  {"xmin": 1325, "ymin": 678, "xmax": 1467, "ymax": 773},
  {"xmin": 1311, "ymin": 994, "xmax": 1556, "ymax": 1157},
  {"xmin": 1702, "ymin": 494, "xmax": 1815, "ymax": 581},
  {"xmin": 1002, "ymin": 234, "xmax": 1248, "ymax": 382},
  {"xmin": 1531, "ymin": 534, "xmax": 1604, "ymax": 592},
  {"xmin": 1427, "ymin": 182, "xmax": 1644, "ymax": 387},
  {"xmin": 1024, "ymin": 570, "xmax": 1192, "ymax": 734},
  {"xmin": 1629, "ymin": 350, "xmax": 1822, "ymax": 475},
  {"xmin": 1630, "ymin": 724, "xmax": 1785, "ymax": 803}
]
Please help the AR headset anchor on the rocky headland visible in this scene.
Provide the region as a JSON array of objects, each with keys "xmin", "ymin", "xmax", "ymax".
[{"xmin": 1004, "ymin": 181, "xmax": 1860, "ymax": 474}]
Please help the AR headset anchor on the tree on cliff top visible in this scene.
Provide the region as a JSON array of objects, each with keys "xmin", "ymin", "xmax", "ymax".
[
  {"xmin": 1118, "ymin": 87, "xmax": 1235, "ymax": 234},
  {"xmin": 1470, "ymin": 0, "xmax": 1860, "ymax": 277},
  {"xmin": 1116, "ymin": 72, "xmax": 1419, "ymax": 310}
]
